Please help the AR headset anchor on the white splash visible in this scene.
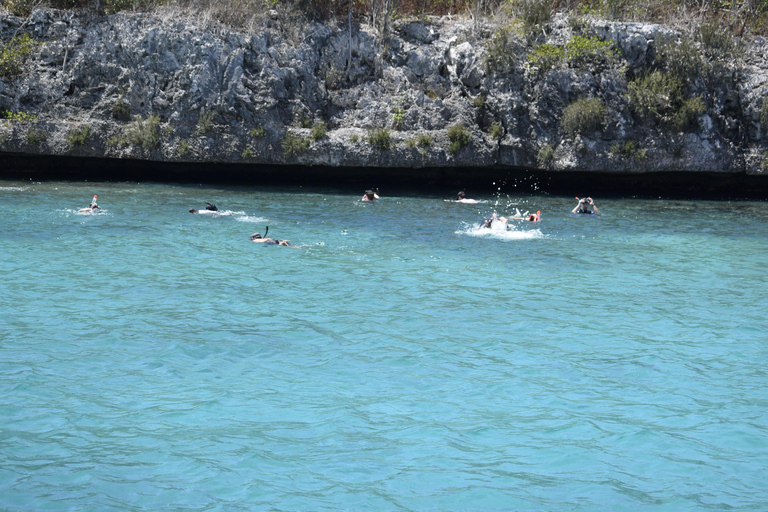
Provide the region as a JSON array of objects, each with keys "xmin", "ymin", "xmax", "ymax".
[
  {"xmin": 69, "ymin": 208, "xmax": 107, "ymax": 216},
  {"xmin": 192, "ymin": 209, "xmax": 266, "ymax": 222},
  {"xmin": 457, "ymin": 221, "xmax": 544, "ymax": 241},
  {"xmin": 234, "ymin": 215, "xmax": 269, "ymax": 223}
]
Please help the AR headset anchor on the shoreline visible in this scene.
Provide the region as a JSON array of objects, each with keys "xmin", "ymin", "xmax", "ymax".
[{"xmin": 2, "ymin": 153, "xmax": 767, "ymax": 200}]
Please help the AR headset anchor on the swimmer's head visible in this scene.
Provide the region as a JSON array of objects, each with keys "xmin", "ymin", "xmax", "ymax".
[
  {"xmin": 457, "ymin": 191, "xmax": 466, "ymax": 200},
  {"xmin": 364, "ymin": 190, "xmax": 376, "ymax": 200},
  {"xmin": 250, "ymin": 232, "xmax": 262, "ymax": 240},
  {"xmin": 189, "ymin": 208, "xmax": 198, "ymax": 213}
]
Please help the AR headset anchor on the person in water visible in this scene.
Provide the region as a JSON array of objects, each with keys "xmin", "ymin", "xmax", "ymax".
[
  {"xmin": 189, "ymin": 202, "xmax": 220, "ymax": 214},
  {"xmin": 456, "ymin": 191, "xmax": 480, "ymax": 204},
  {"xmin": 250, "ymin": 227, "xmax": 290, "ymax": 246},
  {"xmin": 362, "ymin": 190, "xmax": 380, "ymax": 201},
  {"xmin": 78, "ymin": 195, "xmax": 99, "ymax": 213},
  {"xmin": 481, "ymin": 212, "xmax": 508, "ymax": 229},
  {"xmin": 505, "ymin": 208, "xmax": 540, "ymax": 222},
  {"xmin": 573, "ymin": 197, "xmax": 599, "ymax": 214}
]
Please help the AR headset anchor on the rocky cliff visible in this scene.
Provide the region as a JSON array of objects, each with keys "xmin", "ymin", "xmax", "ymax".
[{"xmin": 1, "ymin": 8, "xmax": 768, "ymax": 179}]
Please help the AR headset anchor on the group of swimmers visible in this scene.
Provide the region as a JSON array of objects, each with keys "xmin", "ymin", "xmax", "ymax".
[
  {"xmin": 455, "ymin": 191, "xmax": 599, "ymax": 230},
  {"xmin": 79, "ymin": 190, "xmax": 599, "ymax": 246},
  {"xmin": 186, "ymin": 201, "xmax": 292, "ymax": 245}
]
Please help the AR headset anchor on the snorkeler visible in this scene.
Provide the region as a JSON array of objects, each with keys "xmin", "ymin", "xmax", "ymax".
[
  {"xmin": 456, "ymin": 191, "xmax": 480, "ymax": 204},
  {"xmin": 481, "ymin": 212, "xmax": 508, "ymax": 229},
  {"xmin": 528, "ymin": 210, "xmax": 541, "ymax": 223},
  {"xmin": 362, "ymin": 189, "xmax": 380, "ymax": 201},
  {"xmin": 189, "ymin": 202, "xmax": 221, "ymax": 215},
  {"xmin": 78, "ymin": 195, "xmax": 100, "ymax": 213},
  {"xmin": 250, "ymin": 227, "xmax": 290, "ymax": 246},
  {"xmin": 572, "ymin": 197, "xmax": 599, "ymax": 214}
]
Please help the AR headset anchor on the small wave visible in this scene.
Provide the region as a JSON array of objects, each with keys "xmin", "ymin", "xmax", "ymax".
[
  {"xmin": 457, "ymin": 222, "xmax": 544, "ymax": 240},
  {"xmin": 235, "ymin": 215, "xmax": 269, "ymax": 223},
  {"xmin": 0, "ymin": 186, "xmax": 27, "ymax": 191},
  {"xmin": 192, "ymin": 209, "xmax": 266, "ymax": 222},
  {"xmin": 193, "ymin": 209, "xmax": 244, "ymax": 216},
  {"xmin": 62, "ymin": 208, "xmax": 108, "ymax": 216}
]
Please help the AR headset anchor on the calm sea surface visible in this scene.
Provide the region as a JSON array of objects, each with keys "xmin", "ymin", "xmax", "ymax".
[{"xmin": 1, "ymin": 179, "xmax": 767, "ymax": 511}]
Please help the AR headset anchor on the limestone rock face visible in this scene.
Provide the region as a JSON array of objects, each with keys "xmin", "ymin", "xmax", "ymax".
[{"xmin": 0, "ymin": 9, "xmax": 767, "ymax": 174}]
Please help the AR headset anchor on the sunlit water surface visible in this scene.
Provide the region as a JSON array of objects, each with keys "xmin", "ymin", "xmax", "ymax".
[{"xmin": 1, "ymin": 180, "xmax": 767, "ymax": 511}]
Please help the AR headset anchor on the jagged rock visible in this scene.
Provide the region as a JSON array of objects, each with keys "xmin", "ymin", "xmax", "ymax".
[{"xmin": 0, "ymin": 9, "xmax": 766, "ymax": 174}]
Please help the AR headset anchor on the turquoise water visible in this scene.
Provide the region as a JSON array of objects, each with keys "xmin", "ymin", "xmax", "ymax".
[{"xmin": 1, "ymin": 179, "xmax": 767, "ymax": 511}]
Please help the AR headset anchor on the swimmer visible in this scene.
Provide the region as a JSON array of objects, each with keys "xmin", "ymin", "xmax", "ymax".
[
  {"xmin": 507, "ymin": 208, "xmax": 530, "ymax": 220},
  {"xmin": 528, "ymin": 210, "xmax": 541, "ymax": 223},
  {"xmin": 189, "ymin": 208, "xmax": 220, "ymax": 215},
  {"xmin": 362, "ymin": 189, "xmax": 380, "ymax": 201},
  {"xmin": 78, "ymin": 194, "xmax": 100, "ymax": 213},
  {"xmin": 456, "ymin": 191, "xmax": 480, "ymax": 204},
  {"xmin": 572, "ymin": 197, "xmax": 599, "ymax": 214},
  {"xmin": 481, "ymin": 212, "xmax": 508, "ymax": 229},
  {"xmin": 189, "ymin": 202, "xmax": 221, "ymax": 215},
  {"xmin": 250, "ymin": 227, "xmax": 290, "ymax": 246}
]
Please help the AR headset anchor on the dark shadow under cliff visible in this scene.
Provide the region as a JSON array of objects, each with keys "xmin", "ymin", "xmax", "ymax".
[{"xmin": 1, "ymin": 153, "xmax": 767, "ymax": 200}]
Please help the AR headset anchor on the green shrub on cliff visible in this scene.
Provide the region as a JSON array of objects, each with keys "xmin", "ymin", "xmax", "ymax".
[
  {"xmin": 562, "ymin": 97, "xmax": 606, "ymax": 137},
  {"xmin": 196, "ymin": 110, "xmax": 216, "ymax": 135},
  {"xmin": 526, "ymin": 43, "xmax": 564, "ymax": 73},
  {"xmin": 408, "ymin": 132, "xmax": 432, "ymax": 155},
  {"xmin": 0, "ymin": 109, "xmax": 36, "ymax": 122},
  {"xmin": 511, "ymin": 0, "xmax": 553, "ymax": 33},
  {"xmin": 672, "ymin": 96, "xmax": 706, "ymax": 132},
  {"xmin": 66, "ymin": 125, "xmax": 90, "ymax": 146},
  {"xmin": 368, "ymin": 128, "xmax": 392, "ymax": 150},
  {"xmin": 537, "ymin": 143, "xmax": 554, "ymax": 167},
  {"xmin": 527, "ymin": 35, "xmax": 617, "ymax": 74},
  {"xmin": 250, "ymin": 126, "xmax": 266, "ymax": 138},
  {"xmin": 282, "ymin": 131, "xmax": 310, "ymax": 157},
  {"xmin": 177, "ymin": 139, "xmax": 190, "ymax": 157},
  {"xmin": 4, "ymin": 0, "xmax": 35, "ymax": 16},
  {"xmin": 112, "ymin": 98, "xmax": 131, "ymax": 121},
  {"xmin": 483, "ymin": 27, "xmax": 522, "ymax": 75},
  {"xmin": 565, "ymin": 35, "xmax": 619, "ymax": 71},
  {"xmin": 112, "ymin": 114, "xmax": 160, "ymax": 150},
  {"xmin": 448, "ymin": 124, "xmax": 471, "ymax": 154},
  {"xmin": 628, "ymin": 70, "xmax": 683, "ymax": 124},
  {"xmin": 0, "ymin": 33, "xmax": 38, "ymax": 80},
  {"xmin": 489, "ymin": 123, "xmax": 504, "ymax": 139},
  {"xmin": 698, "ymin": 21, "xmax": 742, "ymax": 61},
  {"xmin": 416, "ymin": 133, "xmax": 433, "ymax": 148},
  {"xmin": 761, "ymin": 98, "xmax": 768, "ymax": 130},
  {"xmin": 310, "ymin": 121, "xmax": 328, "ymax": 141},
  {"xmin": 104, "ymin": 0, "xmax": 130, "ymax": 14},
  {"xmin": 26, "ymin": 125, "xmax": 47, "ymax": 145},
  {"xmin": 655, "ymin": 36, "xmax": 703, "ymax": 83},
  {"xmin": 610, "ymin": 140, "xmax": 647, "ymax": 159}
]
